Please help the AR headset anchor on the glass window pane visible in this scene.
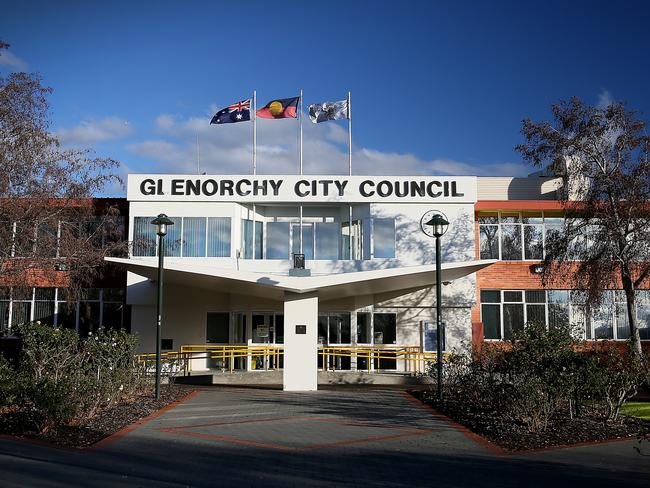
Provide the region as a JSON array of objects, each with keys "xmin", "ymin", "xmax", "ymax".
[
  {"xmin": 266, "ymin": 222, "xmax": 290, "ymax": 260},
  {"xmin": 102, "ymin": 302, "xmax": 123, "ymax": 330},
  {"xmin": 36, "ymin": 221, "xmax": 59, "ymax": 257},
  {"xmin": 637, "ymin": 291, "xmax": 650, "ymax": 340},
  {"xmin": 182, "ymin": 217, "xmax": 206, "ymax": 257},
  {"xmin": 526, "ymin": 304, "xmax": 546, "ymax": 326},
  {"xmin": 275, "ymin": 314, "xmax": 284, "ymax": 344},
  {"xmin": 548, "ymin": 290, "xmax": 569, "ymax": 329},
  {"xmin": 373, "ymin": 219, "xmax": 395, "ymax": 258},
  {"xmin": 35, "ymin": 288, "xmax": 56, "ymax": 301},
  {"xmin": 162, "ymin": 217, "xmax": 182, "ymax": 257},
  {"xmin": 292, "ymin": 223, "xmax": 314, "ymax": 260},
  {"xmin": 315, "ymin": 222, "xmax": 340, "ymax": 260},
  {"xmin": 592, "ymin": 298, "xmax": 613, "ymax": 339},
  {"xmin": 503, "ymin": 291, "xmax": 522, "ymax": 302},
  {"xmin": 500, "ymin": 213, "xmax": 520, "ymax": 223},
  {"xmin": 479, "ymin": 225, "xmax": 499, "ymax": 259},
  {"xmin": 525, "ymin": 290, "xmax": 546, "ymax": 303},
  {"xmin": 207, "ymin": 217, "xmax": 231, "ymax": 257},
  {"xmin": 33, "ymin": 301, "xmax": 55, "ymax": 325},
  {"xmin": 56, "ymin": 302, "xmax": 77, "ymax": 330},
  {"xmin": 524, "ymin": 225, "xmax": 544, "ymax": 259},
  {"xmin": 252, "ymin": 314, "xmax": 271, "ymax": 343},
  {"xmin": 318, "ymin": 315, "xmax": 328, "ymax": 344},
  {"xmin": 133, "ymin": 217, "xmax": 157, "ymax": 256},
  {"xmin": 207, "ymin": 312, "xmax": 230, "ymax": 343},
  {"xmin": 481, "ymin": 290, "xmax": 501, "ymax": 303},
  {"xmin": 373, "ymin": 313, "xmax": 396, "ymax": 344},
  {"xmin": 357, "ymin": 312, "xmax": 371, "ymax": 343},
  {"xmin": 328, "ymin": 313, "xmax": 351, "ymax": 344},
  {"xmin": 0, "ymin": 301, "xmax": 8, "ymax": 331},
  {"xmin": 341, "ymin": 220, "xmax": 363, "ymax": 260},
  {"xmin": 478, "ymin": 213, "xmax": 498, "ymax": 224},
  {"xmin": 78, "ymin": 302, "xmax": 100, "ymax": 337},
  {"xmin": 11, "ymin": 302, "xmax": 31, "ymax": 326},
  {"xmin": 482, "ymin": 304, "xmax": 501, "ymax": 339},
  {"xmin": 503, "ymin": 303, "xmax": 525, "ymax": 339},
  {"xmin": 571, "ymin": 303, "xmax": 589, "ymax": 339},
  {"xmin": 616, "ymin": 303, "xmax": 630, "ymax": 340},
  {"xmin": 501, "ymin": 224, "xmax": 522, "ymax": 260},
  {"xmin": 103, "ymin": 288, "xmax": 124, "ymax": 302},
  {"xmin": 242, "ymin": 220, "xmax": 262, "ymax": 259},
  {"xmin": 521, "ymin": 212, "xmax": 543, "ymax": 224}
]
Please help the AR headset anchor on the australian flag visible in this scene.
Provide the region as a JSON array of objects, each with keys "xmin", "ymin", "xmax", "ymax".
[{"xmin": 210, "ymin": 99, "xmax": 251, "ymax": 124}]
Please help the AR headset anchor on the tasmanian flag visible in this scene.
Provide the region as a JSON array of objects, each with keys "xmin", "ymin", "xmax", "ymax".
[
  {"xmin": 210, "ymin": 99, "xmax": 251, "ymax": 124},
  {"xmin": 256, "ymin": 97, "xmax": 299, "ymax": 119}
]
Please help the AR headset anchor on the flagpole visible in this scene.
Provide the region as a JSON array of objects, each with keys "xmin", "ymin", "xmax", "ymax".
[
  {"xmin": 253, "ymin": 90, "xmax": 257, "ymax": 176},
  {"xmin": 299, "ymin": 89, "xmax": 303, "ymax": 255},
  {"xmin": 252, "ymin": 90, "xmax": 257, "ymax": 261},
  {"xmin": 348, "ymin": 91, "xmax": 353, "ymax": 259}
]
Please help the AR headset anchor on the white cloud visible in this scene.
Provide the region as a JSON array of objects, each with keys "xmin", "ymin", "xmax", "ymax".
[
  {"xmin": 125, "ymin": 109, "xmax": 529, "ymax": 177},
  {"xmin": 597, "ymin": 89, "xmax": 614, "ymax": 109},
  {"xmin": 57, "ymin": 117, "xmax": 133, "ymax": 145},
  {"xmin": 0, "ymin": 50, "xmax": 28, "ymax": 70}
]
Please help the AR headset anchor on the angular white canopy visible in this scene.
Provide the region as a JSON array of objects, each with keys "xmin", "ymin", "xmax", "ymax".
[{"xmin": 106, "ymin": 257, "xmax": 496, "ymax": 301}]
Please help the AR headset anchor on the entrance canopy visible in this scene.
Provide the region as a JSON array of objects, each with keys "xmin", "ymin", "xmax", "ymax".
[{"xmin": 105, "ymin": 258, "xmax": 495, "ymax": 301}]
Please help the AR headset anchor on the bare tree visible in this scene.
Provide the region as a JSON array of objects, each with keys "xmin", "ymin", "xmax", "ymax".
[
  {"xmin": 517, "ymin": 97, "xmax": 650, "ymax": 357},
  {"xmin": 0, "ymin": 42, "xmax": 125, "ymax": 310}
]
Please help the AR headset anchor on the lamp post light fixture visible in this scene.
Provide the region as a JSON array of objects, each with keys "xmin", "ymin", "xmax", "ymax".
[
  {"xmin": 150, "ymin": 213, "xmax": 174, "ymax": 400},
  {"xmin": 420, "ymin": 211, "xmax": 449, "ymax": 404}
]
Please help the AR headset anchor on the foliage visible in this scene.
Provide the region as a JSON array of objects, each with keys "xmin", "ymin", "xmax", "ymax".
[
  {"xmin": 0, "ymin": 322, "xmax": 148, "ymax": 432},
  {"xmin": 0, "ymin": 42, "xmax": 125, "ymax": 299},
  {"xmin": 516, "ymin": 98, "xmax": 650, "ymax": 356},
  {"xmin": 436, "ymin": 323, "xmax": 649, "ymax": 433}
]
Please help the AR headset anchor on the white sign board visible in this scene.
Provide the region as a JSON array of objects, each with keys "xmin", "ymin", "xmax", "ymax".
[{"xmin": 127, "ymin": 174, "xmax": 478, "ymax": 204}]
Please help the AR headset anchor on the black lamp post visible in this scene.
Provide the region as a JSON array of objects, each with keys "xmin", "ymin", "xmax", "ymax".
[
  {"xmin": 151, "ymin": 213, "xmax": 174, "ymax": 399},
  {"xmin": 424, "ymin": 213, "xmax": 449, "ymax": 403}
]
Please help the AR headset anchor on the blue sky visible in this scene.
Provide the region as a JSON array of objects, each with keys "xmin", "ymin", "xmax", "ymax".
[{"xmin": 1, "ymin": 1, "xmax": 649, "ymax": 195}]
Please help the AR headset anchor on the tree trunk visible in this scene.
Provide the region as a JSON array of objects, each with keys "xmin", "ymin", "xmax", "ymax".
[{"xmin": 621, "ymin": 270, "xmax": 643, "ymax": 358}]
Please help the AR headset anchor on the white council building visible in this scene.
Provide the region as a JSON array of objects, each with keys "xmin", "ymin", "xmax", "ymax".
[{"xmin": 107, "ymin": 174, "xmax": 509, "ymax": 390}]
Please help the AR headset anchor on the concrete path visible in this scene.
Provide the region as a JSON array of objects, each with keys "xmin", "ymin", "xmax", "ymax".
[{"xmin": 1, "ymin": 387, "xmax": 649, "ymax": 487}]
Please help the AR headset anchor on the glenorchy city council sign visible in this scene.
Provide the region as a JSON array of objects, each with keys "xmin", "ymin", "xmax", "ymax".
[{"xmin": 127, "ymin": 175, "xmax": 478, "ymax": 203}]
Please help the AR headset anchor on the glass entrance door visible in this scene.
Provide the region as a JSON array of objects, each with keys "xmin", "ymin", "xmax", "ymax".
[
  {"xmin": 206, "ymin": 312, "xmax": 229, "ymax": 370},
  {"xmin": 318, "ymin": 313, "xmax": 351, "ymax": 370}
]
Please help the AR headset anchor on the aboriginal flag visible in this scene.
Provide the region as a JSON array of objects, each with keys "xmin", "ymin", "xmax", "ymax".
[{"xmin": 256, "ymin": 97, "xmax": 299, "ymax": 119}]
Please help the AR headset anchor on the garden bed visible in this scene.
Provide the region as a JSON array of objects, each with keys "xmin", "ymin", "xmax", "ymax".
[
  {"xmin": 412, "ymin": 389, "xmax": 650, "ymax": 452},
  {"xmin": 0, "ymin": 385, "xmax": 192, "ymax": 449}
]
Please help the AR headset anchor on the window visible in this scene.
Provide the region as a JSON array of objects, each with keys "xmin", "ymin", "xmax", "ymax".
[
  {"xmin": 479, "ymin": 214, "xmax": 499, "ymax": 259},
  {"xmin": 373, "ymin": 313, "xmax": 396, "ymax": 345},
  {"xmin": 481, "ymin": 290, "xmax": 501, "ymax": 339},
  {"xmin": 547, "ymin": 290, "xmax": 569, "ymax": 329},
  {"xmin": 133, "ymin": 217, "xmax": 157, "ymax": 256},
  {"xmin": 477, "ymin": 211, "xmax": 566, "ymax": 261},
  {"xmin": 266, "ymin": 222, "xmax": 290, "ymax": 259},
  {"xmin": 162, "ymin": 217, "xmax": 182, "ymax": 257},
  {"xmin": 500, "ymin": 213, "xmax": 522, "ymax": 261},
  {"xmin": 481, "ymin": 289, "xmax": 648, "ymax": 341},
  {"xmin": 357, "ymin": 312, "xmax": 371, "ymax": 344},
  {"xmin": 292, "ymin": 223, "xmax": 314, "ymax": 260},
  {"xmin": 33, "ymin": 288, "xmax": 55, "ymax": 324},
  {"xmin": 182, "ymin": 217, "xmax": 206, "ymax": 257},
  {"xmin": 341, "ymin": 220, "xmax": 363, "ymax": 260},
  {"xmin": 373, "ymin": 218, "xmax": 395, "ymax": 258},
  {"xmin": 315, "ymin": 222, "xmax": 339, "ymax": 260},
  {"xmin": 242, "ymin": 219, "xmax": 263, "ymax": 259},
  {"xmin": 208, "ymin": 217, "xmax": 231, "ymax": 257}
]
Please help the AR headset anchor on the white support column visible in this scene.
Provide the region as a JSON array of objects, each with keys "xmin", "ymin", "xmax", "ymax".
[{"xmin": 283, "ymin": 291, "xmax": 318, "ymax": 391}]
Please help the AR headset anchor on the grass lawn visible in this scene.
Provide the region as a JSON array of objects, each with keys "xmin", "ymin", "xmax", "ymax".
[{"xmin": 621, "ymin": 402, "xmax": 650, "ymax": 421}]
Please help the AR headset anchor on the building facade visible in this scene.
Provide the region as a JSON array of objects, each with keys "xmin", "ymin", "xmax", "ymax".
[{"xmin": 3, "ymin": 173, "xmax": 649, "ymax": 390}]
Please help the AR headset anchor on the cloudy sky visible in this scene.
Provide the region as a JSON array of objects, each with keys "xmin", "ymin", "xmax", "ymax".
[{"xmin": 2, "ymin": 1, "xmax": 649, "ymax": 195}]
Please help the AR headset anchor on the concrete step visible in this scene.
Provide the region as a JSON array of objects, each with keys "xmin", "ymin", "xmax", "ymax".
[{"xmin": 175, "ymin": 370, "xmax": 435, "ymax": 386}]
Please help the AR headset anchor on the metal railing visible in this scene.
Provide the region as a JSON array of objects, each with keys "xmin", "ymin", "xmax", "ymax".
[{"xmin": 137, "ymin": 344, "xmax": 448, "ymax": 375}]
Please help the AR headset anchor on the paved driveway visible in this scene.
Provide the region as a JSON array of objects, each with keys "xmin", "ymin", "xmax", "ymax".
[{"xmin": 1, "ymin": 387, "xmax": 649, "ymax": 487}]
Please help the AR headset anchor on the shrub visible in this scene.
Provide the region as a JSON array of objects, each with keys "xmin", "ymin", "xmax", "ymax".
[
  {"xmin": 433, "ymin": 322, "xmax": 649, "ymax": 433},
  {"xmin": 0, "ymin": 322, "xmax": 148, "ymax": 433}
]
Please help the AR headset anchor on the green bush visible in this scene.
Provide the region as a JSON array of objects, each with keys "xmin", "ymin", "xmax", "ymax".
[
  {"xmin": 436, "ymin": 322, "xmax": 649, "ymax": 433},
  {"xmin": 0, "ymin": 322, "xmax": 148, "ymax": 433}
]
